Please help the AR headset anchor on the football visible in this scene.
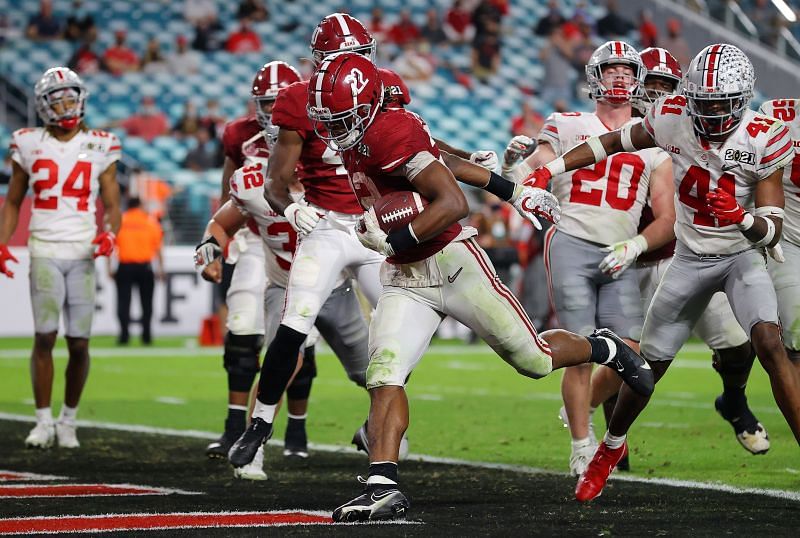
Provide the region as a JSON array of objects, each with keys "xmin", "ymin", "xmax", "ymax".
[{"xmin": 370, "ymin": 191, "xmax": 429, "ymax": 233}]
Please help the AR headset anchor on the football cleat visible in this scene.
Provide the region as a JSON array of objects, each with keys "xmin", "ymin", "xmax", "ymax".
[
  {"xmin": 352, "ymin": 421, "xmax": 410, "ymax": 460},
  {"xmin": 228, "ymin": 417, "xmax": 273, "ymax": 468},
  {"xmin": 234, "ymin": 445, "xmax": 267, "ymax": 480},
  {"xmin": 591, "ymin": 328, "xmax": 654, "ymax": 397},
  {"xmin": 283, "ymin": 420, "xmax": 309, "ymax": 459},
  {"xmin": 25, "ymin": 422, "xmax": 55, "ymax": 449},
  {"xmin": 569, "ymin": 439, "xmax": 598, "ymax": 477},
  {"xmin": 575, "ymin": 441, "xmax": 627, "ymax": 502},
  {"xmin": 55, "ymin": 421, "xmax": 80, "ymax": 448},
  {"xmin": 332, "ymin": 482, "xmax": 410, "ymax": 522},
  {"xmin": 205, "ymin": 430, "xmax": 240, "ymax": 460},
  {"xmin": 714, "ymin": 394, "xmax": 770, "ymax": 455}
]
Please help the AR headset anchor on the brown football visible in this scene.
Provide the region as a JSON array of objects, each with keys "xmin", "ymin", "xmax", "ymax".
[{"xmin": 370, "ymin": 191, "xmax": 429, "ymax": 233}]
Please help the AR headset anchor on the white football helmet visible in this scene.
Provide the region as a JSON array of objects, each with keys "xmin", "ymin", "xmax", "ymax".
[
  {"xmin": 34, "ymin": 67, "xmax": 88, "ymax": 130},
  {"xmin": 585, "ymin": 40, "xmax": 645, "ymax": 103},
  {"xmin": 681, "ymin": 44, "xmax": 755, "ymax": 138}
]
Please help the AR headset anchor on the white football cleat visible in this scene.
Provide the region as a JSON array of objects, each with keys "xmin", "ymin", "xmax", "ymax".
[
  {"xmin": 25, "ymin": 422, "xmax": 55, "ymax": 449},
  {"xmin": 234, "ymin": 445, "xmax": 267, "ymax": 481},
  {"xmin": 569, "ymin": 440, "xmax": 599, "ymax": 477},
  {"xmin": 56, "ymin": 421, "xmax": 80, "ymax": 448}
]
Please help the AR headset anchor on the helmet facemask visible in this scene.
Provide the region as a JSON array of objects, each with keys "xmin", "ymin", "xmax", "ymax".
[
  {"xmin": 633, "ymin": 75, "xmax": 679, "ymax": 115},
  {"xmin": 308, "ymin": 100, "xmax": 377, "ymax": 151},
  {"xmin": 254, "ymin": 95, "xmax": 278, "ymax": 144},
  {"xmin": 37, "ymin": 86, "xmax": 86, "ymax": 130},
  {"xmin": 685, "ymin": 91, "xmax": 751, "ymax": 138},
  {"xmin": 587, "ymin": 61, "xmax": 644, "ymax": 104}
]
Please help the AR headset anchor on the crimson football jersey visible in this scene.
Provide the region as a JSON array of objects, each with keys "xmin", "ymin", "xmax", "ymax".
[
  {"xmin": 340, "ymin": 108, "xmax": 460, "ymax": 264},
  {"xmin": 221, "ymin": 115, "xmax": 271, "ymax": 168}
]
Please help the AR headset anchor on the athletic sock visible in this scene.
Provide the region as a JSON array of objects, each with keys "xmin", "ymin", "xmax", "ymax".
[
  {"xmin": 35, "ymin": 407, "xmax": 53, "ymax": 424},
  {"xmin": 287, "ymin": 414, "xmax": 307, "ymax": 430},
  {"xmin": 225, "ymin": 405, "xmax": 247, "ymax": 436},
  {"xmin": 722, "ymin": 384, "xmax": 747, "ymax": 409},
  {"xmin": 252, "ymin": 399, "xmax": 277, "ymax": 424},
  {"xmin": 571, "ymin": 436, "xmax": 594, "ymax": 450},
  {"xmin": 604, "ymin": 431, "xmax": 627, "ymax": 449},
  {"xmin": 587, "ymin": 336, "xmax": 616, "ymax": 364},
  {"xmin": 367, "ymin": 461, "xmax": 399, "ymax": 485},
  {"xmin": 58, "ymin": 405, "xmax": 77, "ymax": 423}
]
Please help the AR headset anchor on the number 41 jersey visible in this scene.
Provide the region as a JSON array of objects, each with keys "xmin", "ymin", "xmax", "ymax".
[
  {"xmin": 10, "ymin": 127, "xmax": 121, "ymax": 258},
  {"xmin": 538, "ymin": 112, "xmax": 668, "ymax": 246},
  {"xmin": 644, "ymin": 95, "xmax": 793, "ymax": 255}
]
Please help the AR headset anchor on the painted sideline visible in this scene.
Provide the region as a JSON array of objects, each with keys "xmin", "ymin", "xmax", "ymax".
[{"xmin": 1, "ymin": 412, "xmax": 798, "ymax": 503}]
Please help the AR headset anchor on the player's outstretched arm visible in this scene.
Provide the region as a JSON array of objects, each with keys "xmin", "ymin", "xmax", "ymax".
[
  {"xmin": 435, "ymin": 138, "xmax": 498, "ymax": 171},
  {"xmin": 98, "ymin": 162, "xmax": 121, "ymax": 234},
  {"xmin": 0, "ymin": 161, "xmax": 29, "ymax": 277},
  {"xmin": 219, "ymin": 156, "xmax": 238, "ymax": 205},
  {"xmin": 194, "ymin": 201, "xmax": 246, "ymax": 282}
]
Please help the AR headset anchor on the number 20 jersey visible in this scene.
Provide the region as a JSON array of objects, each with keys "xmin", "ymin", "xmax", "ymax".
[
  {"xmin": 538, "ymin": 112, "xmax": 668, "ymax": 246},
  {"xmin": 644, "ymin": 95, "xmax": 793, "ymax": 255},
  {"xmin": 9, "ymin": 127, "xmax": 121, "ymax": 258}
]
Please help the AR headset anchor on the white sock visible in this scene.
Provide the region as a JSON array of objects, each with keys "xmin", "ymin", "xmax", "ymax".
[
  {"xmin": 228, "ymin": 404, "xmax": 248, "ymax": 412},
  {"xmin": 287, "ymin": 413, "xmax": 307, "ymax": 420},
  {"xmin": 35, "ymin": 407, "xmax": 53, "ymax": 424},
  {"xmin": 571, "ymin": 436, "xmax": 593, "ymax": 449},
  {"xmin": 604, "ymin": 431, "xmax": 627, "ymax": 449},
  {"xmin": 251, "ymin": 400, "xmax": 277, "ymax": 423},
  {"xmin": 59, "ymin": 405, "xmax": 78, "ymax": 423}
]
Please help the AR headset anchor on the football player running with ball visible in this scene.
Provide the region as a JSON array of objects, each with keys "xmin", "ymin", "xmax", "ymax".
[
  {"xmin": 307, "ymin": 52, "xmax": 654, "ymax": 522},
  {"xmin": 526, "ymin": 44, "xmax": 800, "ymax": 502}
]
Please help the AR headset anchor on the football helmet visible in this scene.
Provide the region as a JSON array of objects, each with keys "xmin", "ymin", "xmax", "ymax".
[
  {"xmin": 251, "ymin": 61, "xmax": 301, "ymax": 140},
  {"xmin": 633, "ymin": 47, "xmax": 682, "ymax": 114},
  {"xmin": 310, "ymin": 13, "xmax": 376, "ymax": 66},
  {"xmin": 34, "ymin": 67, "xmax": 88, "ymax": 130},
  {"xmin": 586, "ymin": 41, "xmax": 645, "ymax": 103},
  {"xmin": 307, "ymin": 52, "xmax": 384, "ymax": 151},
  {"xmin": 681, "ymin": 44, "xmax": 754, "ymax": 138}
]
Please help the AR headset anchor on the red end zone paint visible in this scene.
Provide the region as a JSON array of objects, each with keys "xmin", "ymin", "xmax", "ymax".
[
  {"xmin": 0, "ymin": 470, "xmax": 66, "ymax": 482},
  {"xmin": 0, "ymin": 484, "xmax": 198, "ymax": 498},
  {"xmin": 0, "ymin": 511, "xmax": 332, "ymax": 534}
]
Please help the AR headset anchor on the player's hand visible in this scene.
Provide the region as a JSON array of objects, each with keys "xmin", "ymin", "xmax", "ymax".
[
  {"xmin": 599, "ymin": 235, "xmax": 648, "ymax": 279},
  {"xmin": 92, "ymin": 231, "xmax": 116, "ymax": 259},
  {"xmin": 201, "ymin": 258, "xmax": 223, "ymax": 283},
  {"xmin": 355, "ymin": 210, "xmax": 394, "ymax": 257},
  {"xmin": 767, "ymin": 243, "xmax": 785, "ymax": 263},
  {"xmin": 523, "ymin": 166, "xmax": 552, "ymax": 189},
  {"xmin": 510, "ymin": 185, "xmax": 561, "ymax": 230},
  {"xmin": 0, "ymin": 244, "xmax": 19, "ymax": 278},
  {"xmin": 470, "ymin": 150, "xmax": 499, "ymax": 171},
  {"xmin": 284, "ymin": 202, "xmax": 320, "ymax": 236},
  {"xmin": 503, "ymin": 135, "xmax": 537, "ymax": 169},
  {"xmin": 194, "ymin": 236, "xmax": 222, "ymax": 268},
  {"xmin": 705, "ymin": 188, "xmax": 745, "ymax": 225}
]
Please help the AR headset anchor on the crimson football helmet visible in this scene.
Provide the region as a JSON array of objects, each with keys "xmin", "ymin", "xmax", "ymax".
[
  {"xmin": 585, "ymin": 41, "xmax": 645, "ymax": 103},
  {"xmin": 251, "ymin": 61, "xmax": 301, "ymax": 139},
  {"xmin": 633, "ymin": 47, "xmax": 682, "ymax": 114},
  {"xmin": 34, "ymin": 67, "xmax": 88, "ymax": 130},
  {"xmin": 307, "ymin": 52, "xmax": 384, "ymax": 151},
  {"xmin": 310, "ymin": 13, "xmax": 376, "ymax": 66}
]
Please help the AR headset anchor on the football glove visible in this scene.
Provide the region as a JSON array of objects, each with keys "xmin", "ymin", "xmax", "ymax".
[
  {"xmin": 0, "ymin": 244, "xmax": 19, "ymax": 278},
  {"xmin": 469, "ymin": 150, "xmax": 499, "ymax": 171},
  {"xmin": 92, "ymin": 231, "xmax": 116, "ymax": 259},
  {"xmin": 599, "ymin": 235, "xmax": 648, "ymax": 279},
  {"xmin": 502, "ymin": 135, "xmax": 537, "ymax": 170},
  {"xmin": 194, "ymin": 236, "xmax": 222, "ymax": 267},
  {"xmin": 767, "ymin": 243, "xmax": 785, "ymax": 263},
  {"xmin": 355, "ymin": 210, "xmax": 395, "ymax": 257},
  {"xmin": 510, "ymin": 185, "xmax": 561, "ymax": 230},
  {"xmin": 523, "ymin": 166, "xmax": 552, "ymax": 189},
  {"xmin": 705, "ymin": 188, "xmax": 745, "ymax": 225},
  {"xmin": 284, "ymin": 202, "xmax": 320, "ymax": 236}
]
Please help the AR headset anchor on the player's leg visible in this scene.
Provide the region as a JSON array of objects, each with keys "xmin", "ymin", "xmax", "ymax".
[
  {"xmin": 349, "ymin": 241, "xmax": 385, "ymax": 307},
  {"xmin": 114, "ymin": 264, "xmax": 133, "ymax": 344},
  {"xmin": 284, "ymin": 343, "xmax": 315, "ymax": 458},
  {"xmin": 139, "ymin": 264, "xmax": 155, "ymax": 344},
  {"xmin": 768, "ymin": 240, "xmax": 800, "ymax": 370}
]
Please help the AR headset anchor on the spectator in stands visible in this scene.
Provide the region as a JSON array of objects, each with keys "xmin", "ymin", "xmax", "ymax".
[
  {"xmin": 570, "ymin": 17, "xmax": 597, "ymax": 72},
  {"xmin": 173, "ymin": 100, "xmax": 201, "ymax": 138},
  {"xmin": 65, "ymin": 0, "xmax": 95, "ymax": 42},
  {"xmin": 388, "ymin": 10, "xmax": 421, "ymax": 47},
  {"xmin": 103, "ymin": 29, "xmax": 140, "ymax": 76},
  {"xmin": 510, "ymin": 100, "xmax": 544, "ymax": 138},
  {"xmin": 538, "ymin": 29, "xmax": 575, "ymax": 104},
  {"xmin": 114, "ymin": 96, "xmax": 168, "ymax": 142},
  {"xmin": 0, "ymin": 13, "xmax": 23, "ymax": 47},
  {"xmin": 183, "ymin": 128, "xmax": 218, "ymax": 171},
  {"xmin": 444, "ymin": 0, "xmax": 475, "ymax": 45},
  {"xmin": 421, "ymin": 8, "xmax": 447, "ymax": 46},
  {"xmin": 200, "ymin": 99, "xmax": 226, "ymax": 141},
  {"xmin": 369, "ymin": 8, "xmax": 388, "ymax": 46},
  {"xmin": 225, "ymin": 18, "xmax": 261, "ymax": 54},
  {"xmin": 67, "ymin": 35, "xmax": 103, "ymax": 75},
  {"xmin": 166, "ymin": 35, "xmax": 200, "ymax": 75},
  {"xmin": 473, "ymin": 0, "xmax": 503, "ymax": 40},
  {"xmin": 237, "ymin": 0, "xmax": 269, "ymax": 22},
  {"xmin": 141, "ymin": 38, "xmax": 169, "ymax": 74},
  {"xmin": 191, "ymin": 11, "xmax": 224, "ymax": 51},
  {"xmin": 638, "ymin": 9, "xmax": 658, "ymax": 48},
  {"xmin": 534, "ymin": 0, "xmax": 565, "ymax": 37},
  {"xmin": 183, "ymin": 0, "xmax": 218, "ymax": 27},
  {"xmin": 26, "ymin": 0, "xmax": 62, "ymax": 41},
  {"xmin": 597, "ymin": 0, "xmax": 634, "ymax": 38},
  {"xmin": 392, "ymin": 41, "xmax": 435, "ymax": 83},
  {"xmin": 472, "ymin": 33, "xmax": 501, "ymax": 83},
  {"xmin": 660, "ymin": 18, "xmax": 691, "ymax": 69}
]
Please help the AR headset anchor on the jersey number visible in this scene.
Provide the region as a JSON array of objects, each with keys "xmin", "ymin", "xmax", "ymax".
[
  {"xmin": 32, "ymin": 159, "xmax": 92, "ymax": 211},
  {"xmin": 677, "ymin": 165, "xmax": 735, "ymax": 227},
  {"xmin": 321, "ymin": 145, "xmax": 348, "ymax": 177},
  {"xmin": 241, "ymin": 164, "xmax": 264, "ymax": 189},
  {"xmin": 265, "ymin": 221, "xmax": 297, "ymax": 270},
  {"xmin": 660, "ymin": 95, "xmax": 686, "ymax": 116},
  {"xmin": 570, "ymin": 153, "xmax": 645, "ymax": 210},
  {"xmin": 770, "ymin": 100, "xmax": 796, "ymax": 122}
]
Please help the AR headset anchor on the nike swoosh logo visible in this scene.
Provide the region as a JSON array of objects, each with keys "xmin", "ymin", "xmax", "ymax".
[
  {"xmin": 640, "ymin": 361, "xmax": 651, "ymax": 370},
  {"xmin": 722, "ymin": 163, "xmax": 739, "ymax": 172},
  {"xmin": 447, "ymin": 267, "xmax": 463, "ymax": 283},
  {"xmin": 370, "ymin": 490, "xmax": 396, "ymax": 503}
]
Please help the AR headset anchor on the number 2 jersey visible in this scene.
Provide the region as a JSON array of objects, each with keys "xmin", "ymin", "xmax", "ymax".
[
  {"xmin": 9, "ymin": 127, "xmax": 121, "ymax": 259},
  {"xmin": 538, "ymin": 112, "xmax": 668, "ymax": 246},
  {"xmin": 758, "ymin": 98, "xmax": 800, "ymax": 247},
  {"xmin": 644, "ymin": 95, "xmax": 793, "ymax": 255}
]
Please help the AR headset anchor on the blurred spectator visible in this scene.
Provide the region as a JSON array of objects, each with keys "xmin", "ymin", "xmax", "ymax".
[
  {"xmin": 183, "ymin": 0, "xmax": 218, "ymax": 27},
  {"xmin": 570, "ymin": 17, "xmax": 597, "ymax": 71},
  {"xmin": 64, "ymin": 0, "xmax": 96, "ymax": 42},
  {"xmin": 141, "ymin": 38, "xmax": 169, "ymax": 74},
  {"xmin": 444, "ymin": 0, "xmax": 476, "ymax": 44},
  {"xmin": 392, "ymin": 41, "xmax": 435, "ymax": 82},
  {"xmin": 597, "ymin": 0, "xmax": 634, "ymax": 38},
  {"xmin": 638, "ymin": 9, "xmax": 658, "ymax": 48},
  {"xmin": 510, "ymin": 100, "xmax": 544, "ymax": 138},
  {"xmin": 0, "ymin": 13, "xmax": 23, "ymax": 46},
  {"xmin": 225, "ymin": 19, "xmax": 261, "ymax": 53},
  {"xmin": 388, "ymin": 10, "xmax": 421, "ymax": 47},
  {"xmin": 472, "ymin": 33, "xmax": 501, "ymax": 83},
  {"xmin": 473, "ymin": 0, "xmax": 503, "ymax": 40},
  {"xmin": 192, "ymin": 13, "xmax": 224, "ymax": 51},
  {"xmin": 491, "ymin": 0, "xmax": 510, "ymax": 17},
  {"xmin": 114, "ymin": 96, "xmax": 169, "ymax": 142},
  {"xmin": 471, "ymin": 194, "xmax": 518, "ymax": 284},
  {"xmin": 538, "ymin": 29, "xmax": 575, "ymax": 104},
  {"xmin": 200, "ymin": 99, "xmax": 227, "ymax": 140},
  {"xmin": 750, "ymin": 0, "xmax": 774, "ymax": 44},
  {"xmin": 103, "ymin": 29, "xmax": 140, "ymax": 76},
  {"xmin": 173, "ymin": 100, "xmax": 201, "ymax": 138},
  {"xmin": 166, "ymin": 35, "xmax": 201, "ymax": 74},
  {"xmin": 368, "ymin": 7, "xmax": 388, "ymax": 45},
  {"xmin": 534, "ymin": 0, "xmax": 565, "ymax": 37},
  {"xmin": 67, "ymin": 35, "xmax": 102, "ymax": 75},
  {"xmin": 26, "ymin": 0, "xmax": 62, "ymax": 41},
  {"xmin": 0, "ymin": 153, "xmax": 11, "ymax": 185},
  {"xmin": 183, "ymin": 129, "xmax": 218, "ymax": 171},
  {"xmin": 660, "ymin": 18, "xmax": 691, "ymax": 69},
  {"xmin": 421, "ymin": 9, "xmax": 447, "ymax": 45},
  {"xmin": 237, "ymin": 0, "xmax": 269, "ymax": 22}
]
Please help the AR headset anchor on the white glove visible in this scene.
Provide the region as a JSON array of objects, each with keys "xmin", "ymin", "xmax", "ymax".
[
  {"xmin": 767, "ymin": 243, "xmax": 785, "ymax": 263},
  {"xmin": 510, "ymin": 184, "xmax": 561, "ymax": 230},
  {"xmin": 470, "ymin": 150, "xmax": 499, "ymax": 171},
  {"xmin": 284, "ymin": 202, "xmax": 320, "ymax": 236},
  {"xmin": 502, "ymin": 135, "xmax": 537, "ymax": 170},
  {"xmin": 194, "ymin": 237, "xmax": 222, "ymax": 267},
  {"xmin": 599, "ymin": 235, "xmax": 648, "ymax": 279},
  {"xmin": 355, "ymin": 209, "xmax": 395, "ymax": 257}
]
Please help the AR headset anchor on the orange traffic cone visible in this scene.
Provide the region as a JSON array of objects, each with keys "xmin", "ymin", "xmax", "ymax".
[{"xmin": 199, "ymin": 314, "xmax": 223, "ymax": 346}]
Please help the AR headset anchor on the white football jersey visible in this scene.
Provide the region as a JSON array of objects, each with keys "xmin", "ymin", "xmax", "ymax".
[
  {"xmin": 538, "ymin": 112, "xmax": 668, "ymax": 245},
  {"xmin": 758, "ymin": 98, "xmax": 800, "ymax": 247},
  {"xmin": 9, "ymin": 127, "xmax": 121, "ymax": 259},
  {"xmin": 644, "ymin": 95, "xmax": 794, "ymax": 254}
]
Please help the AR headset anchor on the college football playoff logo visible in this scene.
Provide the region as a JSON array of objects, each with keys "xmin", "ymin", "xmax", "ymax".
[{"xmin": 344, "ymin": 68, "xmax": 369, "ymax": 95}]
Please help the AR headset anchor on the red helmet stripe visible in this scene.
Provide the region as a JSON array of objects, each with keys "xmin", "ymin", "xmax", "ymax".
[
  {"xmin": 705, "ymin": 44, "xmax": 723, "ymax": 88},
  {"xmin": 613, "ymin": 41, "xmax": 623, "ymax": 56},
  {"xmin": 333, "ymin": 13, "xmax": 351, "ymax": 37},
  {"xmin": 55, "ymin": 69, "xmax": 64, "ymax": 81}
]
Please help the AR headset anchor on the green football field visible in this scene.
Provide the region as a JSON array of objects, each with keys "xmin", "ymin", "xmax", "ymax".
[{"xmin": 1, "ymin": 335, "xmax": 798, "ymax": 493}]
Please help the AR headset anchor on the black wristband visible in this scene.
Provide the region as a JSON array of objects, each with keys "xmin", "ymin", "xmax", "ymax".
[
  {"xmin": 196, "ymin": 236, "xmax": 219, "ymax": 250},
  {"xmin": 484, "ymin": 171, "xmax": 516, "ymax": 201},
  {"xmin": 387, "ymin": 224, "xmax": 418, "ymax": 254}
]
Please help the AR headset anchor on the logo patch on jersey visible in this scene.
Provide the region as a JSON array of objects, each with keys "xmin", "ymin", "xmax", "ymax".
[
  {"xmin": 356, "ymin": 143, "xmax": 370, "ymax": 157},
  {"xmin": 79, "ymin": 142, "xmax": 103, "ymax": 153},
  {"xmin": 665, "ymin": 144, "xmax": 681, "ymax": 155},
  {"xmin": 388, "ymin": 85, "xmax": 403, "ymax": 96},
  {"xmin": 576, "ymin": 135, "xmax": 591, "ymax": 142},
  {"xmin": 724, "ymin": 148, "xmax": 755, "ymax": 166}
]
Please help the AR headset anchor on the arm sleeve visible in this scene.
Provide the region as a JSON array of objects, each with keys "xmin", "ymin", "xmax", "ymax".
[
  {"xmin": 537, "ymin": 114, "xmax": 561, "ymax": 155},
  {"xmin": 270, "ymin": 84, "xmax": 310, "ymax": 139},
  {"xmin": 221, "ymin": 122, "xmax": 242, "ymax": 163},
  {"xmin": 378, "ymin": 115, "xmax": 439, "ymax": 177},
  {"xmin": 8, "ymin": 131, "xmax": 24, "ymax": 168},
  {"xmin": 105, "ymin": 133, "xmax": 122, "ymax": 168},
  {"xmin": 758, "ymin": 120, "xmax": 794, "ymax": 179}
]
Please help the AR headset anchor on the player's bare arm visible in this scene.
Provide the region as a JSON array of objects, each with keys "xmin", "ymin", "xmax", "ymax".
[
  {"xmin": 405, "ymin": 160, "xmax": 469, "ymax": 242},
  {"xmin": 0, "ymin": 161, "xmax": 30, "ymax": 277},
  {"xmin": 195, "ymin": 201, "xmax": 247, "ymax": 283},
  {"xmin": 639, "ymin": 158, "xmax": 676, "ymax": 250},
  {"xmin": 98, "ymin": 162, "xmax": 121, "ymax": 234},
  {"xmin": 434, "ymin": 139, "xmax": 470, "ymax": 159},
  {"xmin": 264, "ymin": 129, "xmax": 303, "ymax": 213},
  {"xmin": 219, "ymin": 156, "xmax": 238, "ymax": 205}
]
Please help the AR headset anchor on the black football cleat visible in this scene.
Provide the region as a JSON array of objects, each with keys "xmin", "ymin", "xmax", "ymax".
[
  {"xmin": 205, "ymin": 430, "xmax": 239, "ymax": 460},
  {"xmin": 592, "ymin": 328, "xmax": 654, "ymax": 397},
  {"xmin": 228, "ymin": 417, "xmax": 272, "ymax": 468},
  {"xmin": 715, "ymin": 394, "xmax": 770, "ymax": 455},
  {"xmin": 283, "ymin": 420, "xmax": 309, "ymax": 458},
  {"xmin": 332, "ymin": 482, "xmax": 410, "ymax": 522}
]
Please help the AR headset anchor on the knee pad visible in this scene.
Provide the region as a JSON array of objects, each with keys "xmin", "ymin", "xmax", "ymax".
[
  {"xmin": 224, "ymin": 333, "xmax": 264, "ymax": 392},
  {"xmin": 287, "ymin": 346, "xmax": 317, "ymax": 400},
  {"xmin": 258, "ymin": 325, "xmax": 308, "ymax": 405},
  {"xmin": 712, "ymin": 343, "xmax": 756, "ymax": 377}
]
